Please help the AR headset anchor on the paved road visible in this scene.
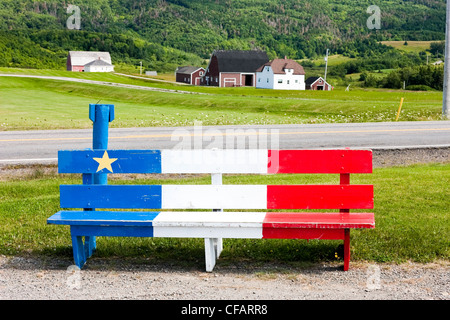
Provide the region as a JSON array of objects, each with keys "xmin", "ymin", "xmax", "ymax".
[{"xmin": 0, "ymin": 121, "xmax": 449, "ymax": 165}]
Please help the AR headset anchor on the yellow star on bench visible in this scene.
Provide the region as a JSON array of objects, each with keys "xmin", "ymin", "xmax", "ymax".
[{"xmin": 93, "ymin": 151, "xmax": 118, "ymax": 173}]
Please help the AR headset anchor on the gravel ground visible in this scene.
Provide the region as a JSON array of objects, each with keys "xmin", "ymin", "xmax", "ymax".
[
  {"xmin": 0, "ymin": 147, "xmax": 448, "ymax": 301},
  {"xmin": 0, "ymin": 256, "xmax": 448, "ymax": 300},
  {"xmin": 371, "ymin": 146, "xmax": 450, "ymax": 168}
]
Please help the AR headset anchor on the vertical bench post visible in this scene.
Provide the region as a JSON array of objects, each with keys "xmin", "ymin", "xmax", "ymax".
[
  {"xmin": 79, "ymin": 104, "xmax": 115, "ymax": 262},
  {"xmin": 205, "ymin": 172, "xmax": 224, "ymax": 272},
  {"xmin": 90, "ymin": 103, "xmax": 115, "ymax": 184},
  {"xmin": 340, "ymin": 172, "xmax": 351, "ymax": 271}
]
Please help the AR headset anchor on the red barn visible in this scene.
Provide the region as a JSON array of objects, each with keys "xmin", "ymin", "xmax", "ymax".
[
  {"xmin": 201, "ymin": 50, "xmax": 269, "ymax": 87},
  {"xmin": 305, "ymin": 76, "xmax": 333, "ymax": 91},
  {"xmin": 175, "ymin": 66, "xmax": 205, "ymax": 85}
]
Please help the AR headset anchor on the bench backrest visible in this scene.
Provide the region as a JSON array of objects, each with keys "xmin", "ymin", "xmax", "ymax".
[{"xmin": 58, "ymin": 149, "xmax": 373, "ymax": 211}]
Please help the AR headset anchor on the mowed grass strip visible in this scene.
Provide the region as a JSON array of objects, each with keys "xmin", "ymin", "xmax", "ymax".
[
  {"xmin": 0, "ymin": 163, "xmax": 448, "ymax": 267},
  {"xmin": 0, "ymin": 75, "xmax": 444, "ymax": 130}
]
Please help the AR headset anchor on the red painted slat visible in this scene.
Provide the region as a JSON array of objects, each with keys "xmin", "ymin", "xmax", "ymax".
[
  {"xmin": 268, "ymin": 150, "xmax": 372, "ymax": 174},
  {"xmin": 267, "ymin": 185, "xmax": 374, "ymax": 209},
  {"xmin": 262, "ymin": 212, "xmax": 375, "ymax": 229},
  {"xmin": 262, "ymin": 227, "xmax": 345, "ymax": 240}
]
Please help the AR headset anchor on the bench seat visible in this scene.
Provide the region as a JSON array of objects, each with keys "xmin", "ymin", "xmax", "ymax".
[{"xmin": 48, "ymin": 210, "xmax": 375, "ymax": 238}]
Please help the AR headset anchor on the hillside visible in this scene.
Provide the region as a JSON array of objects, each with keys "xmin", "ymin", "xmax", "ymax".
[{"xmin": 0, "ymin": 0, "xmax": 446, "ymax": 72}]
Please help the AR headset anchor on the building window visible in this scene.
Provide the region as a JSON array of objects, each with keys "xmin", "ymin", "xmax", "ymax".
[
  {"xmin": 295, "ymin": 79, "xmax": 298, "ymax": 83},
  {"xmin": 278, "ymin": 79, "xmax": 283, "ymax": 84},
  {"xmin": 267, "ymin": 78, "xmax": 269, "ymax": 83},
  {"xmin": 287, "ymin": 80, "xmax": 290, "ymax": 84},
  {"xmin": 200, "ymin": 71, "xmax": 204, "ymax": 76},
  {"xmin": 258, "ymin": 78, "xmax": 261, "ymax": 82}
]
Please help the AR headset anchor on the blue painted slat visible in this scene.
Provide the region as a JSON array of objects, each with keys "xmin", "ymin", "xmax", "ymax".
[
  {"xmin": 70, "ymin": 225, "xmax": 155, "ymax": 237},
  {"xmin": 47, "ymin": 211, "xmax": 160, "ymax": 226},
  {"xmin": 60, "ymin": 185, "xmax": 162, "ymax": 209},
  {"xmin": 58, "ymin": 150, "xmax": 162, "ymax": 174}
]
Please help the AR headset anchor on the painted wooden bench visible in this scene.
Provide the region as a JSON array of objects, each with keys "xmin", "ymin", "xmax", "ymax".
[{"xmin": 47, "ymin": 104, "xmax": 375, "ymax": 272}]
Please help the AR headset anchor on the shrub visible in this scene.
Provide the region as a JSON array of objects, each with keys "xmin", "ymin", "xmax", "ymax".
[{"xmin": 405, "ymin": 85, "xmax": 435, "ymax": 91}]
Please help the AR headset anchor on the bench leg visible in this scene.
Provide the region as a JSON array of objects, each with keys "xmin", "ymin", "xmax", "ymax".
[
  {"xmin": 210, "ymin": 174, "xmax": 223, "ymax": 265},
  {"xmin": 205, "ymin": 238, "xmax": 219, "ymax": 272},
  {"xmin": 215, "ymin": 238, "xmax": 223, "ymax": 259},
  {"xmin": 84, "ymin": 236, "xmax": 96, "ymax": 258},
  {"xmin": 343, "ymin": 229, "xmax": 350, "ymax": 271},
  {"xmin": 71, "ymin": 234, "xmax": 86, "ymax": 269}
]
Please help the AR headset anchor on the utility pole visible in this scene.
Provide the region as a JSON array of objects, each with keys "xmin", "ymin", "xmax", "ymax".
[
  {"xmin": 442, "ymin": 0, "xmax": 450, "ymax": 118},
  {"xmin": 140, "ymin": 61, "xmax": 142, "ymax": 75},
  {"xmin": 324, "ymin": 48, "xmax": 329, "ymax": 82}
]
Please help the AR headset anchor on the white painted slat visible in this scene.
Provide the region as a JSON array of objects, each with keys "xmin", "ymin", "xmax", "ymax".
[
  {"xmin": 161, "ymin": 149, "xmax": 268, "ymax": 173},
  {"xmin": 161, "ymin": 185, "xmax": 267, "ymax": 209},
  {"xmin": 153, "ymin": 226, "xmax": 263, "ymax": 239},
  {"xmin": 152, "ymin": 212, "xmax": 265, "ymax": 238},
  {"xmin": 153, "ymin": 211, "xmax": 266, "ymax": 227}
]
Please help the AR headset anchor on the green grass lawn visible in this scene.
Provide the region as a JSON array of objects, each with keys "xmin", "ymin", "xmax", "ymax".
[
  {"xmin": 0, "ymin": 70, "xmax": 444, "ymax": 130},
  {"xmin": 0, "ymin": 163, "xmax": 448, "ymax": 268}
]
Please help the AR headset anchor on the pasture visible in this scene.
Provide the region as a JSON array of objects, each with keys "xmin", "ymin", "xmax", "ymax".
[{"xmin": 0, "ymin": 69, "xmax": 444, "ymax": 131}]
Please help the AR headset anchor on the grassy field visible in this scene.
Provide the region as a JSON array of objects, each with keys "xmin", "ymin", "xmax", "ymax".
[
  {"xmin": 380, "ymin": 41, "xmax": 434, "ymax": 54},
  {"xmin": 0, "ymin": 69, "xmax": 444, "ymax": 130},
  {"xmin": 0, "ymin": 163, "xmax": 448, "ymax": 268},
  {"xmin": 300, "ymin": 54, "xmax": 355, "ymax": 67}
]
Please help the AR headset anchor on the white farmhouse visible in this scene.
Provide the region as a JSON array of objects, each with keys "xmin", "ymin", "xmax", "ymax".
[
  {"xmin": 255, "ymin": 58, "xmax": 305, "ymax": 90},
  {"xmin": 83, "ymin": 57, "xmax": 115, "ymax": 72},
  {"xmin": 66, "ymin": 51, "xmax": 114, "ymax": 72}
]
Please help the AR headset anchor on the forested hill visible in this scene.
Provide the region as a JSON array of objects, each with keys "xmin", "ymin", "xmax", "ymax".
[{"xmin": 0, "ymin": 0, "xmax": 446, "ymax": 71}]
